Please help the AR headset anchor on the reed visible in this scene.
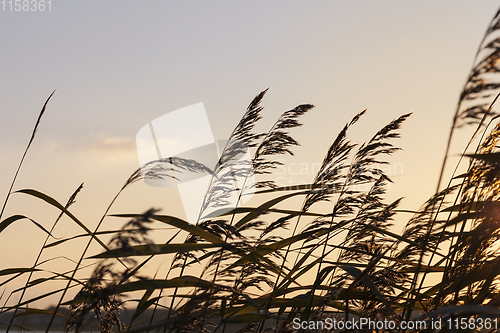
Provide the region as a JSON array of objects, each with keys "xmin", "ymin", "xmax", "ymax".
[{"xmin": 3, "ymin": 6, "xmax": 500, "ymax": 333}]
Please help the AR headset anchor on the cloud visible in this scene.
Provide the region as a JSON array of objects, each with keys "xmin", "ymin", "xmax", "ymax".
[{"xmin": 86, "ymin": 135, "xmax": 136, "ymax": 153}]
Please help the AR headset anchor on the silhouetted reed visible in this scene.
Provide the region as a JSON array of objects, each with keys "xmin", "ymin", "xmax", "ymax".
[{"xmin": 5, "ymin": 6, "xmax": 500, "ymax": 333}]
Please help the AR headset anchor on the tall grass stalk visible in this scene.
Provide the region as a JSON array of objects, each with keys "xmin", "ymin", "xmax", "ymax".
[
  {"xmin": 5, "ymin": 7, "xmax": 500, "ymax": 333},
  {"xmin": 0, "ymin": 90, "xmax": 55, "ymax": 220}
]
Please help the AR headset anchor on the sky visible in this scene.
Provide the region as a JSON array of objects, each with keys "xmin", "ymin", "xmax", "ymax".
[{"xmin": 1, "ymin": 0, "xmax": 499, "ymax": 308}]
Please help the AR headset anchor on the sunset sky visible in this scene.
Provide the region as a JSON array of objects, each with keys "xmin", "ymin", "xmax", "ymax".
[{"xmin": 1, "ymin": 1, "xmax": 499, "ymax": 307}]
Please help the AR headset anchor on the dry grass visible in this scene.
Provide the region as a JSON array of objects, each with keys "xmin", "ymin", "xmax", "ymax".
[{"xmin": 4, "ymin": 7, "xmax": 500, "ymax": 333}]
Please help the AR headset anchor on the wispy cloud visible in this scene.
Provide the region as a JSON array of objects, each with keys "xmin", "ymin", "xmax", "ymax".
[{"xmin": 88, "ymin": 136, "xmax": 136, "ymax": 152}]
